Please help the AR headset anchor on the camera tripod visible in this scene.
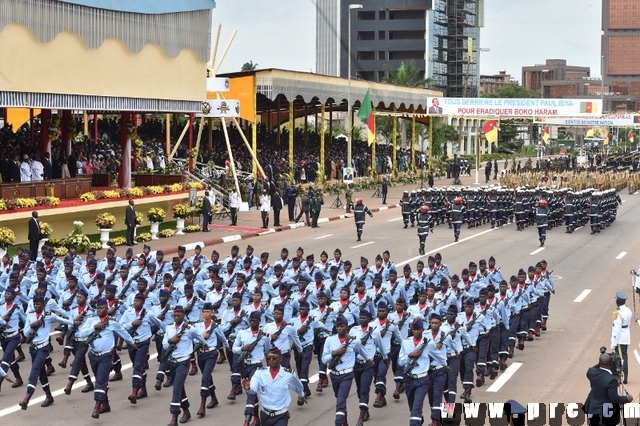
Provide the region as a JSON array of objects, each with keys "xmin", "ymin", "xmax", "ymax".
[
  {"xmin": 330, "ymin": 192, "xmax": 344, "ymax": 209},
  {"xmin": 371, "ymin": 186, "xmax": 381, "ymax": 198}
]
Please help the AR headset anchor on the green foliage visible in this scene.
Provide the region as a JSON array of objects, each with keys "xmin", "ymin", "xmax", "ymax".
[{"xmin": 241, "ymin": 61, "xmax": 258, "ymax": 71}]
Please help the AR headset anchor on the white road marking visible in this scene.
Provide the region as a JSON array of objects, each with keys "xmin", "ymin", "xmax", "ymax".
[
  {"xmin": 616, "ymin": 252, "xmax": 627, "ymax": 260},
  {"xmin": 0, "ymin": 353, "xmax": 159, "ymax": 418},
  {"xmin": 351, "ymin": 241, "xmax": 375, "ymax": 249},
  {"xmin": 634, "ymin": 349, "xmax": 640, "ymax": 367},
  {"xmin": 574, "ymin": 226, "xmax": 583, "ymax": 231},
  {"xmin": 485, "ymin": 362, "xmax": 523, "ymax": 392},
  {"xmin": 573, "ymin": 289, "xmax": 592, "ymax": 303},
  {"xmin": 396, "ymin": 224, "xmax": 511, "ymax": 268},
  {"xmin": 622, "ymin": 200, "xmax": 626, "ymax": 203},
  {"xmin": 387, "ymin": 217, "xmax": 403, "ymax": 222},
  {"xmin": 309, "ymin": 373, "xmax": 319, "ymax": 384},
  {"xmin": 315, "ymin": 234, "xmax": 333, "ymax": 240},
  {"xmin": 529, "ymin": 247, "xmax": 545, "ymax": 256}
]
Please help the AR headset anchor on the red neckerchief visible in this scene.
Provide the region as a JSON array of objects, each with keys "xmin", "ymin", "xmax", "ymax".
[
  {"xmin": 413, "ymin": 337, "xmax": 422, "ymax": 346},
  {"xmin": 269, "ymin": 367, "xmax": 279, "ymax": 379}
]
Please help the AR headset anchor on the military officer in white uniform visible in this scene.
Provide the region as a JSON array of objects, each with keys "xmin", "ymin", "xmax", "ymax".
[{"xmin": 611, "ymin": 291, "xmax": 632, "ymax": 384}]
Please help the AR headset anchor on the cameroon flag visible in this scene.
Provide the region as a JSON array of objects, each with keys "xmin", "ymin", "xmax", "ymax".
[
  {"xmin": 634, "ymin": 116, "xmax": 640, "ymax": 124},
  {"xmin": 357, "ymin": 89, "xmax": 375, "ymax": 146},
  {"xmin": 542, "ymin": 126, "xmax": 550, "ymax": 145},
  {"xmin": 482, "ymin": 120, "xmax": 498, "ymax": 143},
  {"xmin": 629, "ymin": 131, "xmax": 635, "ymax": 143},
  {"xmin": 580, "ymin": 102, "xmax": 593, "ymax": 113}
]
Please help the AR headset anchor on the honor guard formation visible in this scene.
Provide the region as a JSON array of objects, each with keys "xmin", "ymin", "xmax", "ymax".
[
  {"xmin": 0, "ymin": 240, "xmax": 558, "ymax": 426},
  {"xmin": 399, "ymin": 186, "xmax": 622, "ymax": 250}
]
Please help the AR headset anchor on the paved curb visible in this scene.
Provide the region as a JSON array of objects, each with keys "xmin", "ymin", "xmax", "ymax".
[{"xmin": 161, "ymin": 204, "xmax": 400, "ymax": 256}]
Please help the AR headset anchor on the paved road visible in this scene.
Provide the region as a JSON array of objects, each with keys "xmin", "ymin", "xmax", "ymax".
[{"xmin": 3, "ymin": 186, "xmax": 640, "ymax": 425}]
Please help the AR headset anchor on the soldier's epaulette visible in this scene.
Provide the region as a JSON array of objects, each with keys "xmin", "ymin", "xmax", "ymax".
[{"xmin": 284, "ymin": 367, "xmax": 292, "ymax": 373}]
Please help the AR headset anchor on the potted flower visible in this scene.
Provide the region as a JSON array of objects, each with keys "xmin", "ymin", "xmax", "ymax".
[
  {"xmin": 172, "ymin": 203, "xmax": 191, "ymax": 235},
  {"xmin": 0, "ymin": 227, "xmax": 16, "ymax": 257},
  {"xmin": 95, "ymin": 213, "xmax": 116, "ymax": 249},
  {"xmin": 147, "ymin": 207, "xmax": 166, "ymax": 240},
  {"xmin": 38, "ymin": 222, "xmax": 53, "ymax": 253}
]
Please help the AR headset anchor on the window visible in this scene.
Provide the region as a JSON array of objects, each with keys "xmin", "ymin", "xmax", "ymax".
[
  {"xmin": 378, "ymin": 51, "xmax": 386, "ymax": 60},
  {"xmin": 356, "ymin": 51, "xmax": 375, "ymax": 60},
  {"xmin": 357, "ymin": 11, "xmax": 375, "ymax": 20},
  {"xmin": 389, "ymin": 10, "xmax": 424, "ymax": 20},
  {"xmin": 357, "ymin": 31, "xmax": 375, "ymax": 41},
  {"xmin": 378, "ymin": 31, "xmax": 386, "ymax": 40},
  {"xmin": 378, "ymin": 11, "xmax": 386, "ymax": 20}
]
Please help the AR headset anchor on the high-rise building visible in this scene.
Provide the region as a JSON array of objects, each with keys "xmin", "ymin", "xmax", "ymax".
[
  {"xmin": 315, "ymin": 0, "xmax": 484, "ymax": 97},
  {"xmin": 479, "ymin": 70, "xmax": 515, "ymax": 96},
  {"xmin": 602, "ymin": 0, "xmax": 640, "ymax": 111},
  {"xmin": 522, "ymin": 59, "xmax": 590, "ymax": 96}
]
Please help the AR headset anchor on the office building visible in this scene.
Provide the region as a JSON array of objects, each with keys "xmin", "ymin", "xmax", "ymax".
[{"xmin": 315, "ymin": 0, "xmax": 484, "ymax": 97}]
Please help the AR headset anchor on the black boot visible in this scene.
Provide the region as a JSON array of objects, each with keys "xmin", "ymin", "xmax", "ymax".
[
  {"xmin": 207, "ymin": 388, "xmax": 218, "ymax": 408},
  {"xmin": 41, "ymin": 389, "xmax": 54, "ymax": 407},
  {"xmin": 64, "ymin": 379, "xmax": 75, "ymax": 395},
  {"xmin": 91, "ymin": 401, "xmax": 101, "ymax": 419},
  {"xmin": 167, "ymin": 413, "xmax": 179, "ymax": 426},
  {"xmin": 19, "ymin": 393, "xmax": 31, "ymax": 410},
  {"xmin": 197, "ymin": 397, "xmax": 207, "ymax": 417}
]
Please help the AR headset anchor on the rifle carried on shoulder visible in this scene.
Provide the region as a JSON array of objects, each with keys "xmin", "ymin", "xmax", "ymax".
[
  {"xmin": 236, "ymin": 329, "xmax": 264, "ymax": 365},
  {"xmin": 164, "ymin": 322, "xmax": 189, "ymax": 361},
  {"xmin": 403, "ymin": 336, "xmax": 429, "ymax": 375},
  {"xmin": 328, "ymin": 335, "xmax": 355, "ymax": 371}
]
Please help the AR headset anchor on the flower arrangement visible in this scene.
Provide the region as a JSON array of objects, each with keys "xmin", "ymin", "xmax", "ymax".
[
  {"xmin": 0, "ymin": 200, "xmax": 6, "ymax": 211},
  {"xmin": 135, "ymin": 211, "xmax": 144, "ymax": 225},
  {"xmin": 158, "ymin": 229, "xmax": 175, "ymax": 238},
  {"xmin": 172, "ymin": 204, "xmax": 191, "ymax": 219},
  {"xmin": 125, "ymin": 120, "xmax": 136, "ymax": 138},
  {"xmin": 72, "ymin": 221, "xmax": 84, "ymax": 234},
  {"xmin": 40, "ymin": 222, "xmax": 53, "ymax": 239},
  {"xmin": 169, "ymin": 183, "xmax": 184, "ymax": 193},
  {"xmin": 90, "ymin": 242, "xmax": 103, "ymax": 250},
  {"xmin": 147, "ymin": 186, "xmax": 165, "ymax": 195},
  {"xmin": 136, "ymin": 232, "xmax": 152, "ymax": 242},
  {"xmin": 128, "ymin": 187, "xmax": 145, "ymax": 197},
  {"xmin": 147, "ymin": 207, "xmax": 166, "ymax": 223},
  {"xmin": 63, "ymin": 233, "xmax": 91, "ymax": 253},
  {"xmin": 54, "ymin": 247, "xmax": 68, "ymax": 257},
  {"xmin": 80, "ymin": 192, "xmax": 96, "ymax": 202},
  {"xmin": 14, "ymin": 198, "xmax": 38, "ymax": 209},
  {"xmin": 49, "ymin": 117, "xmax": 60, "ymax": 142},
  {"xmin": 184, "ymin": 224, "xmax": 200, "ymax": 233},
  {"xmin": 0, "ymin": 227, "xmax": 16, "ymax": 249},
  {"xmin": 133, "ymin": 137, "xmax": 143, "ymax": 161},
  {"xmin": 108, "ymin": 236, "xmax": 127, "ymax": 246},
  {"xmin": 47, "ymin": 238, "xmax": 64, "ymax": 248},
  {"xmin": 95, "ymin": 213, "xmax": 116, "ymax": 229},
  {"xmin": 35, "ymin": 196, "xmax": 60, "ymax": 207},
  {"xmin": 188, "ymin": 182, "xmax": 205, "ymax": 190},
  {"xmin": 188, "ymin": 147, "xmax": 199, "ymax": 160},
  {"xmin": 103, "ymin": 190, "xmax": 121, "ymax": 199}
]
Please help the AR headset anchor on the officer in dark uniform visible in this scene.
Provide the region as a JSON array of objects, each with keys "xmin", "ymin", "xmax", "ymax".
[
  {"xmin": 536, "ymin": 199, "xmax": 549, "ymax": 246},
  {"xmin": 401, "ymin": 190, "xmax": 412, "ymax": 228},
  {"xmin": 416, "ymin": 206, "xmax": 434, "ymax": 255},
  {"xmin": 381, "ymin": 179, "xmax": 388, "ymax": 204},
  {"xmin": 449, "ymin": 197, "xmax": 465, "ymax": 242},
  {"xmin": 352, "ymin": 198, "xmax": 373, "ymax": 241}
]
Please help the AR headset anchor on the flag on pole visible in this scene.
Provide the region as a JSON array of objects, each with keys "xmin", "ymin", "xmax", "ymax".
[
  {"xmin": 542, "ymin": 126, "xmax": 550, "ymax": 145},
  {"xmin": 628, "ymin": 131, "xmax": 635, "ymax": 143},
  {"xmin": 580, "ymin": 102, "xmax": 593, "ymax": 113},
  {"xmin": 585, "ymin": 126, "xmax": 595, "ymax": 138},
  {"xmin": 482, "ymin": 120, "xmax": 498, "ymax": 143},
  {"xmin": 357, "ymin": 89, "xmax": 375, "ymax": 146}
]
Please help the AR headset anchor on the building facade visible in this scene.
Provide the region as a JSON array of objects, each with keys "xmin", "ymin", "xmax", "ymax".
[
  {"xmin": 602, "ymin": 0, "xmax": 640, "ymax": 111},
  {"xmin": 522, "ymin": 59, "xmax": 590, "ymax": 95},
  {"xmin": 316, "ymin": 0, "xmax": 484, "ymax": 97},
  {"xmin": 479, "ymin": 70, "xmax": 514, "ymax": 96}
]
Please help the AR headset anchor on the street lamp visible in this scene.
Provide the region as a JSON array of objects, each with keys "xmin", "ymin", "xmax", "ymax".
[{"xmin": 347, "ymin": 3, "xmax": 363, "ymax": 170}]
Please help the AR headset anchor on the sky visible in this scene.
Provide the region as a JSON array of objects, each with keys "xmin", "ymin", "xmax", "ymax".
[{"xmin": 212, "ymin": 0, "xmax": 604, "ymax": 82}]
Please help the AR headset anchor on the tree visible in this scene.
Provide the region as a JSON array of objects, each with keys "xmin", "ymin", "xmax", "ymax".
[
  {"xmin": 482, "ymin": 85, "xmax": 539, "ymax": 99},
  {"xmin": 241, "ymin": 61, "xmax": 258, "ymax": 71}
]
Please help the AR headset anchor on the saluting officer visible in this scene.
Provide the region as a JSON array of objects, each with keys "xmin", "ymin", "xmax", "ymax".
[
  {"xmin": 612, "ymin": 291, "xmax": 632, "ymax": 384},
  {"xmin": 416, "ymin": 205, "xmax": 435, "ymax": 255},
  {"xmin": 449, "ymin": 196, "xmax": 465, "ymax": 242}
]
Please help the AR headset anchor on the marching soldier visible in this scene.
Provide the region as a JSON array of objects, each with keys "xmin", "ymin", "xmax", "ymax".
[
  {"xmin": 398, "ymin": 318, "xmax": 439, "ymax": 426},
  {"xmin": 321, "ymin": 314, "xmax": 371, "ymax": 426},
  {"xmin": 401, "ymin": 190, "xmax": 412, "ymax": 228},
  {"xmin": 194, "ymin": 302, "xmax": 228, "ymax": 417},
  {"xmin": 62, "ymin": 289, "xmax": 95, "ymax": 395},
  {"xmin": 241, "ymin": 347, "xmax": 306, "ymax": 426},
  {"xmin": 352, "ymin": 198, "xmax": 374, "ymax": 241},
  {"xmin": 457, "ymin": 299, "xmax": 483, "ymax": 403},
  {"xmin": 449, "ymin": 197, "xmax": 465, "ymax": 242},
  {"xmin": 19, "ymin": 295, "xmax": 73, "ymax": 410},
  {"xmin": 416, "ymin": 206, "xmax": 435, "ymax": 255},
  {"xmin": 535, "ymin": 199, "xmax": 549, "ymax": 246},
  {"xmin": 611, "ymin": 291, "xmax": 632, "ymax": 384},
  {"xmin": 162, "ymin": 305, "xmax": 208, "ymax": 426},
  {"xmin": 0, "ymin": 287, "xmax": 25, "ymax": 389}
]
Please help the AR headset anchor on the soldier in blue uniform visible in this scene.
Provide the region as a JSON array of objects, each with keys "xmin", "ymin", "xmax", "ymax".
[
  {"xmin": 322, "ymin": 314, "xmax": 371, "ymax": 426},
  {"xmin": 194, "ymin": 302, "xmax": 228, "ymax": 417},
  {"xmin": 19, "ymin": 295, "xmax": 73, "ymax": 410},
  {"xmin": 233, "ymin": 310, "xmax": 270, "ymax": 426},
  {"xmin": 457, "ymin": 299, "xmax": 483, "ymax": 403},
  {"xmin": 76, "ymin": 298, "xmax": 137, "ymax": 418},
  {"xmin": 162, "ymin": 305, "xmax": 208, "ymax": 426},
  {"xmin": 398, "ymin": 318, "xmax": 439, "ymax": 426},
  {"xmin": 0, "ymin": 287, "xmax": 25, "ymax": 390},
  {"xmin": 62, "ymin": 289, "xmax": 95, "ymax": 395},
  {"xmin": 242, "ymin": 347, "xmax": 306, "ymax": 426}
]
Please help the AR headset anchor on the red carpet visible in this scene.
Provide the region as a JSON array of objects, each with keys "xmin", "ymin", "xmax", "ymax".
[{"xmin": 209, "ymin": 224, "xmax": 265, "ymax": 233}]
